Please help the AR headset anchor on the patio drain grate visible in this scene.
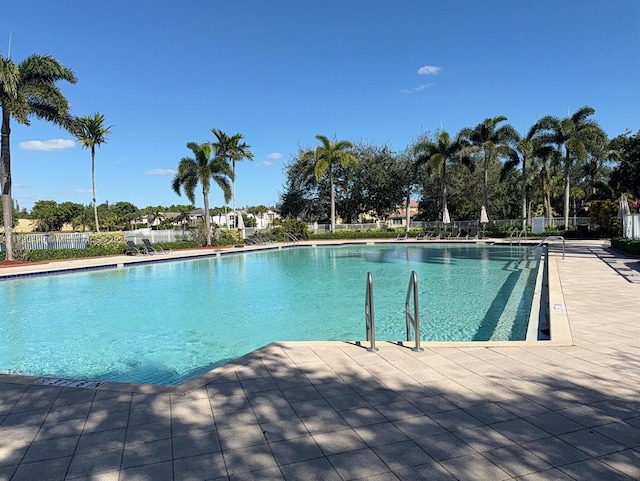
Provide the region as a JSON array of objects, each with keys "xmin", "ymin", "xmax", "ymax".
[{"xmin": 33, "ymin": 377, "xmax": 106, "ymax": 389}]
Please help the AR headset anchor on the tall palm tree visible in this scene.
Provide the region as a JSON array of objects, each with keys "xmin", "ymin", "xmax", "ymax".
[
  {"xmin": 533, "ymin": 106, "xmax": 604, "ymax": 229},
  {"xmin": 413, "ymin": 130, "xmax": 470, "ymax": 224},
  {"xmin": 172, "ymin": 142, "xmax": 233, "ymax": 246},
  {"xmin": 302, "ymin": 135, "xmax": 358, "ymax": 232},
  {"xmin": 501, "ymin": 126, "xmax": 555, "ymax": 229},
  {"xmin": 210, "ymin": 129, "xmax": 253, "ymax": 227},
  {"xmin": 1, "ymin": 53, "xmax": 76, "ymax": 260},
  {"xmin": 460, "ymin": 116, "xmax": 518, "ymax": 213},
  {"xmin": 71, "ymin": 113, "xmax": 112, "ymax": 233}
]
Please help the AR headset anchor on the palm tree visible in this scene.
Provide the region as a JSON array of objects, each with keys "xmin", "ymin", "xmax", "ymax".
[
  {"xmin": 71, "ymin": 113, "xmax": 112, "ymax": 233},
  {"xmin": 532, "ymin": 106, "xmax": 604, "ymax": 229},
  {"xmin": 210, "ymin": 129, "xmax": 253, "ymax": 226},
  {"xmin": 413, "ymin": 130, "xmax": 470, "ymax": 225},
  {"xmin": 172, "ymin": 142, "xmax": 233, "ymax": 246},
  {"xmin": 460, "ymin": 116, "xmax": 518, "ymax": 213},
  {"xmin": 501, "ymin": 126, "xmax": 555, "ymax": 229},
  {"xmin": 302, "ymin": 135, "xmax": 358, "ymax": 232},
  {"xmin": 1, "ymin": 53, "xmax": 76, "ymax": 260}
]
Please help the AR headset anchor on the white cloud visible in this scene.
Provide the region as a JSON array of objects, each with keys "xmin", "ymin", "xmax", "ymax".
[
  {"xmin": 266, "ymin": 152, "xmax": 283, "ymax": 159},
  {"xmin": 400, "ymin": 83, "xmax": 435, "ymax": 94},
  {"xmin": 259, "ymin": 161, "xmax": 275, "ymax": 167},
  {"xmin": 19, "ymin": 139, "xmax": 75, "ymax": 151},
  {"xmin": 145, "ymin": 169, "xmax": 176, "ymax": 176},
  {"xmin": 417, "ymin": 65, "xmax": 441, "ymax": 75}
]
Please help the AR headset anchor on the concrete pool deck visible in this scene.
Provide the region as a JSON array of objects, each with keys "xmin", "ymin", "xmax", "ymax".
[{"xmin": 0, "ymin": 239, "xmax": 639, "ymax": 480}]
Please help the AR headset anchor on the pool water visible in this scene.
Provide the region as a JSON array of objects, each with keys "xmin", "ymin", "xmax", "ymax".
[{"xmin": 0, "ymin": 244, "xmax": 541, "ymax": 385}]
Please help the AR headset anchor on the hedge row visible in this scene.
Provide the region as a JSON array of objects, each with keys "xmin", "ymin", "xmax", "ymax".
[{"xmin": 611, "ymin": 237, "xmax": 640, "ymax": 256}]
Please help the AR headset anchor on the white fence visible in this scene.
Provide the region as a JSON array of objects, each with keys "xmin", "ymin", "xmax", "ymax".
[
  {"xmin": 3, "ymin": 230, "xmax": 192, "ymax": 251},
  {"xmin": 623, "ymin": 214, "xmax": 640, "ymax": 240}
]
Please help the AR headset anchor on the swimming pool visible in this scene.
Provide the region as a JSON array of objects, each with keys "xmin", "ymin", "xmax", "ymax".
[{"xmin": 0, "ymin": 243, "xmax": 541, "ymax": 385}]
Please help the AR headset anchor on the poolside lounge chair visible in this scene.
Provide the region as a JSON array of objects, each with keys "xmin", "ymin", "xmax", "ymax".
[
  {"xmin": 142, "ymin": 238, "xmax": 170, "ymax": 254},
  {"xmin": 125, "ymin": 240, "xmax": 148, "ymax": 255},
  {"xmin": 416, "ymin": 230, "xmax": 427, "ymax": 240},
  {"xmin": 396, "ymin": 232, "xmax": 408, "ymax": 240},
  {"xmin": 465, "ymin": 226, "xmax": 479, "ymax": 240},
  {"xmin": 448, "ymin": 225, "xmax": 461, "ymax": 240}
]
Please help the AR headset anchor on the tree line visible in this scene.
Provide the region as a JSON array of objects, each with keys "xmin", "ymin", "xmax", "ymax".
[{"xmin": 279, "ymin": 110, "xmax": 638, "ymax": 233}]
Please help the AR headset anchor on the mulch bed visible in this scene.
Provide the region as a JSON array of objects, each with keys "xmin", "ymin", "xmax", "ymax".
[{"xmin": 0, "ymin": 260, "xmax": 48, "ymax": 268}]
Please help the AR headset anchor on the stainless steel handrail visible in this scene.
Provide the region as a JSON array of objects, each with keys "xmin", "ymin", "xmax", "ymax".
[
  {"xmin": 519, "ymin": 235, "xmax": 565, "ymax": 262},
  {"xmin": 405, "ymin": 271, "xmax": 424, "ymax": 352},
  {"xmin": 285, "ymin": 232, "xmax": 299, "ymax": 244},
  {"xmin": 364, "ymin": 272, "xmax": 378, "ymax": 352}
]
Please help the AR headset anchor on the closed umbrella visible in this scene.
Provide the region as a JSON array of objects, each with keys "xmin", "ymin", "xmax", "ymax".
[
  {"xmin": 617, "ymin": 194, "xmax": 630, "ymax": 220},
  {"xmin": 442, "ymin": 206, "xmax": 451, "ymax": 225},
  {"xmin": 235, "ymin": 212, "xmax": 245, "ymax": 240},
  {"xmin": 480, "ymin": 205, "xmax": 489, "ymax": 224},
  {"xmin": 618, "ymin": 195, "xmax": 631, "ymax": 237},
  {"xmin": 235, "ymin": 211, "xmax": 245, "ymax": 229}
]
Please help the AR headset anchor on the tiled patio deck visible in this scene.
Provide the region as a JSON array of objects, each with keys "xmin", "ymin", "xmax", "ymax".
[{"xmin": 0, "ymin": 240, "xmax": 638, "ymax": 480}]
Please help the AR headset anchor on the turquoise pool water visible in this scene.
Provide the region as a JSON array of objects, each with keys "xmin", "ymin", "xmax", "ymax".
[{"xmin": 0, "ymin": 244, "xmax": 541, "ymax": 385}]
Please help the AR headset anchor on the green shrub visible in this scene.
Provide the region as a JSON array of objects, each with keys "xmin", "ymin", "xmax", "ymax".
[
  {"xmin": 88, "ymin": 232, "xmax": 127, "ymax": 253},
  {"xmin": 611, "ymin": 237, "xmax": 640, "ymax": 256},
  {"xmin": 27, "ymin": 246, "xmax": 121, "ymax": 261},
  {"xmin": 273, "ymin": 218, "xmax": 310, "ymax": 240},
  {"xmin": 214, "ymin": 228, "xmax": 243, "ymax": 246},
  {"xmin": 309, "ymin": 228, "xmax": 416, "ymax": 240},
  {"xmin": 154, "ymin": 240, "xmax": 198, "ymax": 250}
]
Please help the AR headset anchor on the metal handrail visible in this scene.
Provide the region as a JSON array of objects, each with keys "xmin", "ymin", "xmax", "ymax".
[
  {"xmin": 285, "ymin": 232, "xmax": 299, "ymax": 244},
  {"xmin": 364, "ymin": 272, "xmax": 378, "ymax": 352},
  {"xmin": 509, "ymin": 228, "xmax": 527, "ymax": 246},
  {"xmin": 519, "ymin": 235, "xmax": 565, "ymax": 262},
  {"xmin": 404, "ymin": 271, "xmax": 424, "ymax": 352}
]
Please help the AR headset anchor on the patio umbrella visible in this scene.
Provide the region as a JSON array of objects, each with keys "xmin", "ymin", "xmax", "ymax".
[
  {"xmin": 480, "ymin": 205, "xmax": 489, "ymax": 225},
  {"xmin": 442, "ymin": 206, "xmax": 451, "ymax": 225},
  {"xmin": 617, "ymin": 194, "xmax": 630, "ymax": 220},
  {"xmin": 235, "ymin": 211, "xmax": 245, "ymax": 230}
]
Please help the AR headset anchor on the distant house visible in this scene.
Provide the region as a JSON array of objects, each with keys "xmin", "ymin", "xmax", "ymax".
[
  {"xmin": 387, "ymin": 200, "xmax": 419, "ymax": 227},
  {"xmin": 188, "ymin": 208, "xmax": 279, "ymax": 229}
]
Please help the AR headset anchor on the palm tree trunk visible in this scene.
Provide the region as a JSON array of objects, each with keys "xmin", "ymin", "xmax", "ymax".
[
  {"xmin": 1, "ymin": 109, "xmax": 13, "ymax": 260},
  {"xmin": 329, "ymin": 170, "xmax": 335, "ymax": 232},
  {"xmin": 521, "ymin": 157, "xmax": 527, "ymax": 231},
  {"xmin": 231, "ymin": 159, "xmax": 236, "ymax": 229},
  {"xmin": 203, "ymin": 189, "xmax": 212, "ymax": 246},
  {"xmin": 563, "ymin": 155, "xmax": 571, "ymax": 230},
  {"xmin": 91, "ymin": 147, "xmax": 100, "ymax": 233},
  {"xmin": 404, "ymin": 193, "xmax": 410, "ymax": 233},
  {"xmin": 482, "ymin": 153, "xmax": 488, "ymax": 208}
]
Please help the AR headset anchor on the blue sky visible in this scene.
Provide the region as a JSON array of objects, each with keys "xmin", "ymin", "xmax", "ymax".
[{"xmin": 3, "ymin": 0, "xmax": 639, "ymax": 212}]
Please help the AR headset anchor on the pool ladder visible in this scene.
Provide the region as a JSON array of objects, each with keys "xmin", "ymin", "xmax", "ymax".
[
  {"xmin": 364, "ymin": 271, "xmax": 424, "ymax": 352},
  {"xmin": 364, "ymin": 272, "xmax": 378, "ymax": 352},
  {"xmin": 405, "ymin": 271, "xmax": 424, "ymax": 352}
]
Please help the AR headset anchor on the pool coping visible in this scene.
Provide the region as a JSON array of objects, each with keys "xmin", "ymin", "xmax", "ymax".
[{"xmin": 0, "ymin": 238, "xmax": 572, "ymax": 394}]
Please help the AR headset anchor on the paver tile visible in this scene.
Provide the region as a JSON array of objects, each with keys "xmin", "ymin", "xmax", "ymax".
[
  {"xmin": 440, "ymin": 452, "xmax": 511, "ymax": 481},
  {"xmin": 328, "ymin": 448, "xmax": 390, "ymax": 481},
  {"xmin": 223, "ymin": 443, "xmax": 278, "ymax": 475}
]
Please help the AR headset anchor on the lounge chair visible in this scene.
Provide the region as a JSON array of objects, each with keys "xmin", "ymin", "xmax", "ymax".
[
  {"xmin": 465, "ymin": 226, "xmax": 479, "ymax": 240},
  {"xmin": 142, "ymin": 238, "xmax": 170, "ymax": 254},
  {"xmin": 448, "ymin": 225, "xmax": 461, "ymax": 240},
  {"xmin": 396, "ymin": 232, "xmax": 408, "ymax": 240},
  {"xmin": 416, "ymin": 230, "xmax": 427, "ymax": 240},
  {"xmin": 125, "ymin": 240, "xmax": 148, "ymax": 255}
]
